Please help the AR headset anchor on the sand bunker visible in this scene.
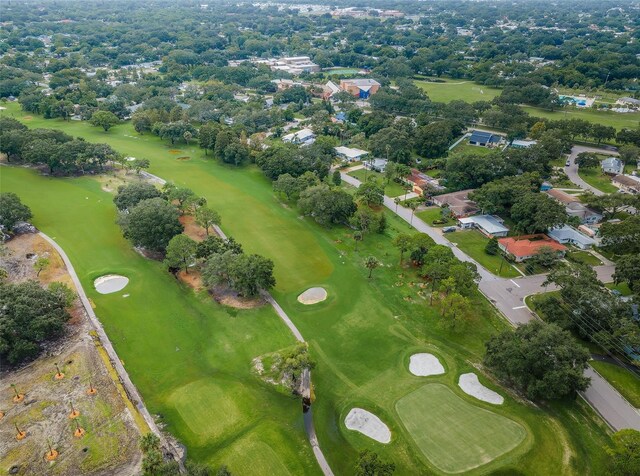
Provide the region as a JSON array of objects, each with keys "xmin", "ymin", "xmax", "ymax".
[
  {"xmin": 94, "ymin": 275, "xmax": 129, "ymax": 294},
  {"xmin": 297, "ymin": 287, "xmax": 327, "ymax": 305},
  {"xmin": 409, "ymin": 353, "xmax": 445, "ymax": 377},
  {"xmin": 458, "ymin": 373, "xmax": 504, "ymax": 405},
  {"xmin": 345, "ymin": 408, "xmax": 391, "ymax": 444}
]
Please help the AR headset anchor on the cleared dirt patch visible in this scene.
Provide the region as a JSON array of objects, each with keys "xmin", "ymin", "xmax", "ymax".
[
  {"xmin": 94, "ymin": 275, "xmax": 129, "ymax": 294},
  {"xmin": 168, "ymin": 149, "xmax": 183, "ymax": 154},
  {"xmin": 179, "ymin": 215, "xmax": 208, "ymax": 242},
  {"xmin": 344, "ymin": 408, "xmax": 391, "ymax": 444},
  {"xmin": 176, "ymin": 156, "xmax": 191, "ymax": 161},
  {"xmin": 409, "ymin": 353, "xmax": 445, "ymax": 377},
  {"xmin": 297, "ymin": 287, "xmax": 327, "ymax": 305},
  {"xmin": 458, "ymin": 373, "xmax": 504, "ymax": 405}
]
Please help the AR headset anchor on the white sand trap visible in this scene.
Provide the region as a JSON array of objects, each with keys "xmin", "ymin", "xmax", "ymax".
[
  {"xmin": 409, "ymin": 353, "xmax": 445, "ymax": 376},
  {"xmin": 94, "ymin": 275, "xmax": 129, "ymax": 294},
  {"xmin": 458, "ymin": 373, "xmax": 504, "ymax": 405},
  {"xmin": 297, "ymin": 287, "xmax": 327, "ymax": 305},
  {"xmin": 345, "ymin": 408, "xmax": 391, "ymax": 444}
]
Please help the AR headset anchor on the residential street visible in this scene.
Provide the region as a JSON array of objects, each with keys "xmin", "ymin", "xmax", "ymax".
[
  {"xmin": 341, "ymin": 171, "xmax": 640, "ymax": 431},
  {"xmin": 564, "ymin": 145, "xmax": 619, "ymax": 196}
]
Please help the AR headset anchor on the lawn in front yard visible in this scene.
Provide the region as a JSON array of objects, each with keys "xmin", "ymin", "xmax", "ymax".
[
  {"xmin": 577, "ymin": 167, "xmax": 618, "ymax": 193},
  {"xmin": 416, "ymin": 207, "xmax": 456, "ymax": 227},
  {"xmin": 606, "ymin": 282, "xmax": 633, "ymax": 296},
  {"xmin": 567, "ymin": 250, "xmax": 603, "ymax": 267},
  {"xmin": 347, "ymin": 168, "xmax": 408, "ymax": 197},
  {"xmin": 444, "ymin": 230, "xmax": 520, "ymax": 278},
  {"xmin": 450, "ymin": 142, "xmax": 497, "ymax": 156},
  {"xmin": 590, "ymin": 361, "xmax": 640, "ymax": 408}
]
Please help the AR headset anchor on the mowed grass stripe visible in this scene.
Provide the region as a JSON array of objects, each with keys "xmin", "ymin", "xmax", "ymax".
[{"xmin": 396, "ymin": 384, "xmax": 526, "ymax": 474}]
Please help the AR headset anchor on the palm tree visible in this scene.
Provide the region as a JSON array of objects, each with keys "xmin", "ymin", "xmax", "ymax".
[
  {"xmin": 353, "ymin": 231, "xmax": 363, "ymax": 251},
  {"xmin": 364, "ymin": 256, "xmax": 380, "ymax": 279},
  {"xmin": 394, "ymin": 197, "xmax": 401, "ymax": 213},
  {"xmin": 408, "ymin": 201, "xmax": 418, "ymax": 227}
]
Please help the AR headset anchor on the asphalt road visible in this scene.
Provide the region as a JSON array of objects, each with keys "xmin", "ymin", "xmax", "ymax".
[
  {"xmin": 564, "ymin": 145, "xmax": 619, "ymax": 196},
  {"xmin": 342, "ymin": 171, "xmax": 640, "ymax": 431}
]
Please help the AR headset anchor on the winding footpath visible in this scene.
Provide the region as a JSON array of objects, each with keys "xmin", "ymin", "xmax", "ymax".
[
  {"xmin": 44, "ymin": 169, "xmax": 334, "ymax": 476},
  {"xmin": 341, "ymin": 171, "xmax": 640, "ymax": 432},
  {"xmin": 39, "ymin": 232, "xmax": 186, "ymax": 470}
]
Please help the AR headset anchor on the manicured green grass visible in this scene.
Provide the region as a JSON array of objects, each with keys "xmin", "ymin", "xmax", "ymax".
[
  {"xmin": 416, "ymin": 207, "xmax": 456, "ymax": 227},
  {"xmin": 2, "ymin": 103, "xmax": 615, "ymax": 475},
  {"xmin": 413, "ymin": 78, "xmax": 501, "ymax": 103},
  {"xmin": 0, "ymin": 167, "xmax": 317, "ymax": 474},
  {"xmin": 347, "ymin": 168, "xmax": 407, "ymax": 197},
  {"xmin": 451, "ymin": 142, "xmax": 498, "ymax": 156},
  {"xmin": 567, "ymin": 251, "xmax": 603, "ymax": 267},
  {"xmin": 590, "ymin": 361, "xmax": 640, "ymax": 408},
  {"xmin": 606, "ymin": 282, "xmax": 633, "ymax": 297},
  {"xmin": 521, "ymin": 105, "xmax": 640, "ymax": 131},
  {"xmin": 396, "ymin": 383, "xmax": 527, "ymax": 473},
  {"xmin": 577, "ymin": 167, "xmax": 618, "ymax": 193},
  {"xmin": 445, "ymin": 230, "xmax": 520, "ymax": 278}
]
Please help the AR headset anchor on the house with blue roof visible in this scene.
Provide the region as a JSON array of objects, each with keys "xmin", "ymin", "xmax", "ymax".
[{"xmin": 469, "ymin": 130, "xmax": 504, "ymax": 147}]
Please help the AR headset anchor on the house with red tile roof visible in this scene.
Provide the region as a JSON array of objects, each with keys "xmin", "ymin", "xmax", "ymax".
[{"xmin": 498, "ymin": 234, "xmax": 567, "ymax": 262}]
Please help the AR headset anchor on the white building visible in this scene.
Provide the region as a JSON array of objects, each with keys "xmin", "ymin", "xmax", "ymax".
[
  {"xmin": 282, "ymin": 128, "xmax": 316, "ymax": 145},
  {"xmin": 547, "ymin": 225, "xmax": 596, "ymax": 250},
  {"xmin": 458, "ymin": 215, "xmax": 509, "ymax": 238},
  {"xmin": 334, "ymin": 146, "xmax": 369, "ymax": 162}
]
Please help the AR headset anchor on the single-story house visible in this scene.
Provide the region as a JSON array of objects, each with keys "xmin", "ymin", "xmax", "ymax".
[
  {"xmin": 364, "ymin": 158, "xmax": 388, "ymax": 172},
  {"xmin": 547, "ymin": 225, "xmax": 596, "ymax": 250},
  {"xmin": 469, "ymin": 130, "xmax": 503, "ymax": 147},
  {"xmin": 498, "ymin": 235, "xmax": 568, "ymax": 262},
  {"xmin": 566, "ymin": 202, "xmax": 603, "ymax": 224},
  {"xmin": 612, "ymin": 174, "xmax": 640, "ymax": 194},
  {"xmin": 458, "ymin": 215, "xmax": 509, "ymax": 238},
  {"xmin": 601, "ymin": 157, "xmax": 624, "ymax": 175},
  {"xmin": 339, "ymin": 79, "xmax": 381, "ymax": 99},
  {"xmin": 432, "ymin": 189, "xmax": 479, "ymax": 218},
  {"xmin": 511, "ymin": 139, "xmax": 537, "ymax": 149},
  {"xmin": 283, "ymin": 128, "xmax": 316, "ymax": 145},
  {"xmin": 334, "ymin": 146, "xmax": 369, "ymax": 162},
  {"xmin": 545, "ymin": 189, "xmax": 602, "ymax": 224},
  {"xmin": 616, "ymin": 97, "xmax": 640, "ymax": 107},
  {"xmin": 405, "ymin": 169, "xmax": 444, "ymax": 196}
]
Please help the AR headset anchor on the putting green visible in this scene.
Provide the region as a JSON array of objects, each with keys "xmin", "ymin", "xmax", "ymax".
[
  {"xmin": 169, "ymin": 379, "xmax": 249, "ymax": 442},
  {"xmin": 215, "ymin": 433, "xmax": 292, "ymax": 476},
  {"xmin": 396, "ymin": 384, "xmax": 526, "ymax": 473}
]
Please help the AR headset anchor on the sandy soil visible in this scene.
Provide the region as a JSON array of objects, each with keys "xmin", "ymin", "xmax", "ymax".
[
  {"xmin": 0, "ymin": 234, "xmax": 142, "ymax": 475},
  {"xmin": 94, "ymin": 275, "xmax": 129, "ymax": 294},
  {"xmin": 409, "ymin": 353, "xmax": 445, "ymax": 377},
  {"xmin": 345, "ymin": 408, "xmax": 391, "ymax": 444},
  {"xmin": 458, "ymin": 373, "xmax": 504, "ymax": 405},
  {"xmin": 179, "ymin": 215, "xmax": 208, "ymax": 242},
  {"xmin": 297, "ymin": 287, "xmax": 327, "ymax": 305}
]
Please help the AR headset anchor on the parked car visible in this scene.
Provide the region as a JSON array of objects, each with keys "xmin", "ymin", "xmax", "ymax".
[
  {"xmin": 442, "ymin": 226, "xmax": 457, "ymax": 233},
  {"xmin": 565, "ymin": 159, "xmax": 571, "ymax": 166}
]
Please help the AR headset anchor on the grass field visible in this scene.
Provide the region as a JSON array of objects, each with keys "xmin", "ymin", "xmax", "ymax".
[
  {"xmin": 450, "ymin": 142, "xmax": 498, "ymax": 156},
  {"xmin": 416, "ymin": 207, "xmax": 456, "ymax": 227},
  {"xmin": 577, "ymin": 167, "xmax": 618, "ymax": 193},
  {"xmin": 396, "ymin": 383, "xmax": 527, "ymax": 473},
  {"xmin": 590, "ymin": 361, "xmax": 640, "ymax": 409},
  {"xmin": 521, "ymin": 105, "xmax": 640, "ymax": 131},
  {"xmin": 567, "ymin": 251, "xmax": 603, "ymax": 267},
  {"xmin": 1, "ymin": 103, "xmax": 615, "ymax": 475},
  {"xmin": 347, "ymin": 168, "xmax": 407, "ymax": 197},
  {"xmin": 0, "ymin": 167, "xmax": 317, "ymax": 474},
  {"xmin": 414, "ymin": 78, "xmax": 501, "ymax": 103},
  {"xmin": 445, "ymin": 230, "xmax": 520, "ymax": 278},
  {"xmin": 411, "ymin": 77, "xmax": 640, "ymax": 130}
]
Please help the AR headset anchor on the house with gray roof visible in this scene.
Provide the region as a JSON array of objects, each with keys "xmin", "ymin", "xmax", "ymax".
[
  {"xmin": 601, "ymin": 157, "xmax": 624, "ymax": 175},
  {"xmin": 547, "ymin": 225, "xmax": 597, "ymax": 250},
  {"xmin": 458, "ymin": 215, "xmax": 509, "ymax": 237}
]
